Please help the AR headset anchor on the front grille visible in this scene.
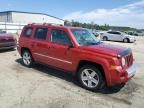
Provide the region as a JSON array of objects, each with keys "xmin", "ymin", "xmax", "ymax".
[
  {"xmin": 125, "ymin": 54, "xmax": 133, "ymax": 67},
  {"xmin": 0, "ymin": 44, "xmax": 16, "ymax": 47},
  {"xmin": 0, "ymin": 38, "xmax": 15, "ymax": 42}
]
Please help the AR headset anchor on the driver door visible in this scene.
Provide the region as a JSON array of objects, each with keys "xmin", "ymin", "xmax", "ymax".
[{"xmin": 47, "ymin": 28, "xmax": 74, "ymax": 71}]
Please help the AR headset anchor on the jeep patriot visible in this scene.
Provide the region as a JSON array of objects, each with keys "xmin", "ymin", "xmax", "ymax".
[{"xmin": 17, "ymin": 23, "xmax": 138, "ymax": 91}]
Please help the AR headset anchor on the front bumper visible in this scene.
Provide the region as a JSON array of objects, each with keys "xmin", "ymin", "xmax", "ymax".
[
  {"xmin": 126, "ymin": 63, "xmax": 139, "ymax": 78},
  {"xmin": 129, "ymin": 38, "xmax": 136, "ymax": 42},
  {"xmin": 0, "ymin": 45, "xmax": 16, "ymax": 50},
  {"xmin": 0, "ymin": 44, "xmax": 16, "ymax": 50},
  {"xmin": 109, "ymin": 62, "xmax": 138, "ymax": 86}
]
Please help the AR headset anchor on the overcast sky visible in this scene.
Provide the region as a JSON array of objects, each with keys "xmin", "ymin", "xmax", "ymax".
[{"xmin": 0, "ymin": 0, "xmax": 144, "ymax": 29}]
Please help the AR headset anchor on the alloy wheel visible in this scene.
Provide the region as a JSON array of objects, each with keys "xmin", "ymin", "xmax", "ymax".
[
  {"xmin": 22, "ymin": 51, "xmax": 32, "ymax": 66},
  {"xmin": 81, "ymin": 69, "xmax": 99, "ymax": 88},
  {"xmin": 103, "ymin": 37, "xmax": 108, "ymax": 41},
  {"xmin": 124, "ymin": 38, "xmax": 128, "ymax": 43}
]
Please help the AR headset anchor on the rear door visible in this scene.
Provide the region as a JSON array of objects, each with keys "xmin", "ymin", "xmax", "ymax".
[
  {"xmin": 112, "ymin": 32, "xmax": 123, "ymax": 41},
  {"xmin": 106, "ymin": 31, "xmax": 115, "ymax": 40},
  {"xmin": 31, "ymin": 27, "xmax": 50, "ymax": 64}
]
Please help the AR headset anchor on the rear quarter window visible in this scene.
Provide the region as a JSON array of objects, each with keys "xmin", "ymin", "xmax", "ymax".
[{"xmin": 22, "ymin": 27, "xmax": 33, "ymax": 37}]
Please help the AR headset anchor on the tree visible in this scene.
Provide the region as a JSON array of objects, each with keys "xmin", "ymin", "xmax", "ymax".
[{"xmin": 64, "ymin": 20, "xmax": 138, "ymax": 32}]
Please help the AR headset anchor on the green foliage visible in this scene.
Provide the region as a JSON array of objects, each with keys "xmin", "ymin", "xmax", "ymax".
[{"xmin": 64, "ymin": 20, "xmax": 138, "ymax": 32}]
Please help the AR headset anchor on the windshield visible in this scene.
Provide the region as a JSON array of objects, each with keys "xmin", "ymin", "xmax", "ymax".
[{"xmin": 71, "ymin": 29, "xmax": 101, "ymax": 46}]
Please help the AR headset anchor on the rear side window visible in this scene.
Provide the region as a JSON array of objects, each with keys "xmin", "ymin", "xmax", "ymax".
[
  {"xmin": 22, "ymin": 27, "xmax": 33, "ymax": 37},
  {"xmin": 108, "ymin": 31, "xmax": 121, "ymax": 35},
  {"xmin": 34, "ymin": 28, "xmax": 48, "ymax": 40}
]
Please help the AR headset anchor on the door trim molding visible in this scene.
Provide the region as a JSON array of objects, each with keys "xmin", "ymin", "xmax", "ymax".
[{"xmin": 34, "ymin": 53, "xmax": 72, "ymax": 64}]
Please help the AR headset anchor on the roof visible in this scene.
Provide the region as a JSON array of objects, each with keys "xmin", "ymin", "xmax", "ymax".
[
  {"xmin": 0, "ymin": 11, "xmax": 64, "ymax": 21},
  {"xmin": 26, "ymin": 23, "xmax": 83, "ymax": 29}
]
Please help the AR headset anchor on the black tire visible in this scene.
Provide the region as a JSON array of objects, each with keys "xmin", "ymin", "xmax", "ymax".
[
  {"xmin": 123, "ymin": 38, "xmax": 129, "ymax": 43},
  {"xmin": 22, "ymin": 50, "xmax": 33, "ymax": 67},
  {"xmin": 78, "ymin": 65, "xmax": 104, "ymax": 91},
  {"xmin": 103, "ymin": 36, "xmax": 108, "ymax": 41}
]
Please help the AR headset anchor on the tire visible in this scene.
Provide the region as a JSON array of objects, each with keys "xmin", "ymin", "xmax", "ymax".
[
  {"xmin": 123, "ymin": 38, "xmax": 129, "ymax": 43},
  {"xmin": 78, "ymin": 65, "xmax": 104, "ymax": 91},
  {"xmin": 22, "ymin": 50, "xmax": 33, "ymax": 67},
  {"xmin": 103, "ymin": 36, "xmax": 108, "ymax": 41}
]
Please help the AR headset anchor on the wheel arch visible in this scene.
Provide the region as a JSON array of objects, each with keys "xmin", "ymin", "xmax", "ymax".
[
  {"xmin": 21, "ymin": 47, "xmax": 34, "ymax": 67},
  {"xmin": 103, "ymin": 36, "xmax": 108, "ymax": 40},
  {"xmin": 76, "ymin": 60, "xmax": 106, "ymax": 81},
  {"xmin": 21, "ymin": 47, "xmax": 32, "ymax": 56},
  {"xmin": 124, "ymin": 38, "xmax": 130, "ymax": 42}
]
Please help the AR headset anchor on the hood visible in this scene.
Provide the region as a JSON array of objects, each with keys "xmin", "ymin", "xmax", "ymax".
[
  {"xmin": 0, "ymin": 33, "xmax": 15, "ymax": 39},
  {"xmin": 79, "ymin": 42, "xmax": 128, "ymax": 57}
]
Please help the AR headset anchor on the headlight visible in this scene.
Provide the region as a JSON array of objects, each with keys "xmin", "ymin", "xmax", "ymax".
[{"xmin": 121, "ymin": 57, "xmax": 126, "ymax": 66}]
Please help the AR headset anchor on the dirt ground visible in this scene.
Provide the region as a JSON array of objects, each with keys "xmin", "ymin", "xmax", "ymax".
[{"xmin": 0, "ymin": 37, "xmax": 144, "ymax": 108}]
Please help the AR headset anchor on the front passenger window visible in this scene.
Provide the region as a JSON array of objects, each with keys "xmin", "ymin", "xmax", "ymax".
[
  {"xmin": 107, "ymin": 32, "xmax": 114, "ymax": 34},
  {"xmin": 116, "ymin": 32, "xmax": 121, "ymax": 35},
  {"xmin": 51, "ymin": 29, "xmax": 72, "ymax": 46}
]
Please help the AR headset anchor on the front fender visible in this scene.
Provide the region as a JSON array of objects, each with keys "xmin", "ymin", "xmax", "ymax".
[{"xmin": 74, "ymin": 54, "xmax": 112, "ymax": 86}]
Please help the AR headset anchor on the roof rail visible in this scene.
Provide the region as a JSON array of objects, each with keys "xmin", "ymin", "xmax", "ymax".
[
  {"xmin": 28, "ymin": 23, "xmax": 63, "ymax": 26},
  {"xmin": 43, "ymin": 23, "xmax": 63, "ymax": 26}
]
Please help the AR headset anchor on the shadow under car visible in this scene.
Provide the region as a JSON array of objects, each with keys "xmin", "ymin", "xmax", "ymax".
[{"xmin": 15, "ymin": 58, "xmax": 125, "ymax": 94}]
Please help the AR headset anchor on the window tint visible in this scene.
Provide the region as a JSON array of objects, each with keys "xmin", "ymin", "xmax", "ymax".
[
  {"xmin": 23, "ymin": 27, "xmax": 33, "ymax": 37},
  {"xmin": 51, "ymin": 29, "xmax": 72, "ymax": 46},
  {"xmin": 34, "ymin": 28, "xmax": 48, "ymax": 40},
  {"xmin": 107, "ymin": 32, "xmax": 113, "ymax": 34},
  {"xmin": 108, "ymin": 31, "xmax": 121, "ymax": 35},
  {"xmin": 114, "ymin": 32, "xmax": 121, "ymax": 35}
]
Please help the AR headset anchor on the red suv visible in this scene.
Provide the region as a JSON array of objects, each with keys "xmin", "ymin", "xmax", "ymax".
[{"xmin": 17, "ymin": 23, "xmax": 138, "ymax": 91}]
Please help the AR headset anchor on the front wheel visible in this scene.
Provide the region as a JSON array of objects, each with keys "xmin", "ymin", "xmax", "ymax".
[
  {"xmin": 123, "ymin": 38, "xmax": 129, "ymax": 43},
  {"xmin": 22, "ymin": 50, "xmax": 33, "ymax": 67},
  {"xmin": 78, "ymin": 65, "xmax": 104, "ymax": 91}
]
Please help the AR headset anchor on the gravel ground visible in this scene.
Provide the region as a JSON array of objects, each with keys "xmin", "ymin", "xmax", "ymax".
[{"xmin": 0, "ymin": 37, "xmax": 144, "ymax": 108}]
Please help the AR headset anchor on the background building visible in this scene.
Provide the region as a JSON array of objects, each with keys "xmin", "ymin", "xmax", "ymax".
[{"xmin": 0, "ymin": 11, "xmax": 64, "ymax": 33}]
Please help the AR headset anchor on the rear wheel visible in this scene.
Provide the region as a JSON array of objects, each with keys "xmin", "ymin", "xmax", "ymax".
[
  {"xmin": 22, "ymin": 50, "xmax": 33, "ymax": 67},
  {"xmin": 103, "ymin": 36, "xmax": 108, "ymax": 41},
  {"xmin": 78, "ymin": 65, "xmax": 104, "ymax": 91}
]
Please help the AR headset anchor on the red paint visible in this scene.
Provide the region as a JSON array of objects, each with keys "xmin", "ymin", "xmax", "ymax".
[
  {"xmin": 17, "ymin": 24, "xmax": 135, "ymax": 87},
  {"xmin": 0, "ymin": 33, "xmax": 17, "ymax": 49}
]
